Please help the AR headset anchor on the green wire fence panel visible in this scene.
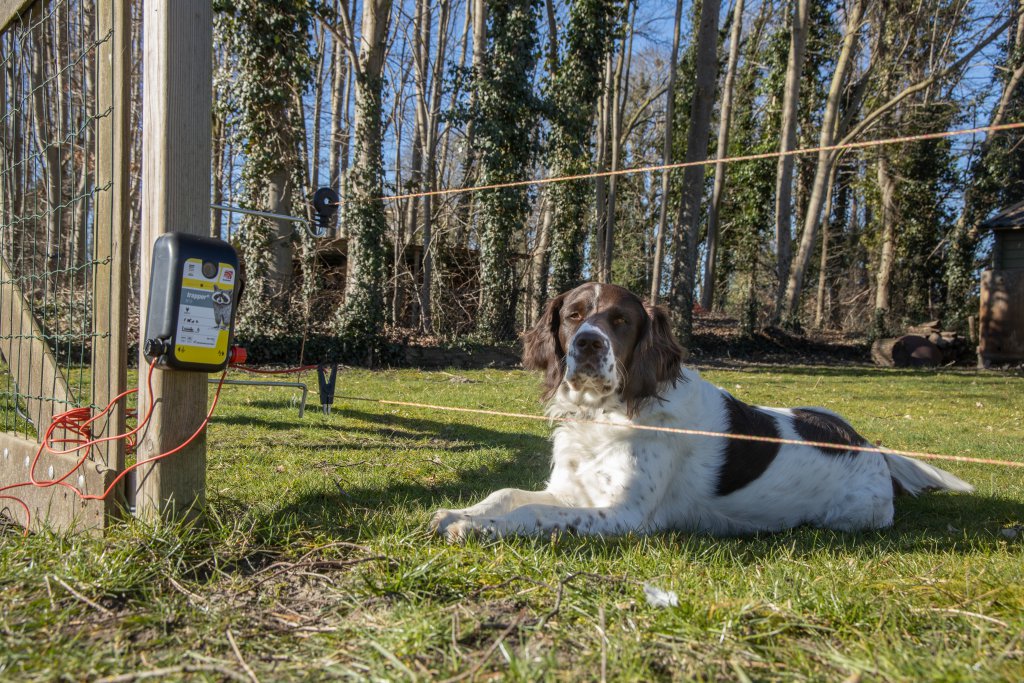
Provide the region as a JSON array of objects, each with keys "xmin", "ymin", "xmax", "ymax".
[{"xmin": 0, "ymin": 0, "xmax": 130, "ymax": 532}]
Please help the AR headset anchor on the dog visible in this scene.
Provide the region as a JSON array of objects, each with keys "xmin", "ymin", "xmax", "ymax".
[{"xmin": 430, "ymin": 283, "xmax": 972, "ymax": 541}]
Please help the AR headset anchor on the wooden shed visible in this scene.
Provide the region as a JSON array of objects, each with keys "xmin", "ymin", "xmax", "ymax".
[{"xmin": 978, "ymin": 201, "xmax": 1024, "ymax": 366}]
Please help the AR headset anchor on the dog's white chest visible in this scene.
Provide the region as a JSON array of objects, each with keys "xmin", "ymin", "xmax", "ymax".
[{"xmin": 548, "ymin": 422, "xmax": 643, "ymax": 507}]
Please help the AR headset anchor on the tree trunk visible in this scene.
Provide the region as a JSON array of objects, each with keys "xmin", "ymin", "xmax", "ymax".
[
  {"xmin": 211, "ymin": 102, "xmax": 225, "ymax": 239},
  {"xmin": 813, "ymin": 162, "xmax": 839, "ymax": 328},
  {"xmin": 668, "ymin": 0, "xmax": 722, "ymax": 346},
  {"xmin": 339, "ymin": 63, "xmax": 353, "ymax": 215},
  {"xmin": 265, "ymin": 167, "xmax": 295, "ymax": 298},
  {"xmin": 416, "ymin": 0, "xmax": 433, "ymax": 332},
  {"xmin": 437, "ymin": 0, "xmax": 473, "ymax": 198},
  {"xmin": 594, "ymin": 55, "xmax": 612, "ymax": 281},
  {"xmin": 545, "ymin": 0, "xmax": 620, "ymax": 294},
  {"xmin": 781, "ymin": 0, "xmax": 864, "ymax": 324},
  {"xmin": 474, "ymin": 0, "xmax": 540, "ymax": 342},
  {"xmin": 873, "ymin": 152, "xmax": 897, "ymax": 332},
  {"xmin": 403, "ymin": 16, "xmax": 424, "ymax": 326},
  {"xmin": 0, "ymin": 62, "xmax": 7, "ymax": 262},
  {"xmin": 650, "ymin": 0, "xmax": 684, "ymax": 303},
  {"xmin": 602, "ymin": 16, "xmax": 632, "ymax": 282},
  {"xmin": 454, "ymin": 0, "xmax": 487, "ymax": 244},
  {"xmin": 333, "ymin": 0, "xmax": 356, "ymax": 233},
  {"xmin": 531, "ymin": 199, "xmax": 553, "ymax": 321},
  {"xmin": 701, "ymin": 0, "xmax": 745, "ymax": 311},
  {"xmin": 338, "ymin": 0, "xmax": 393, "ymax": 360},
  {"xmin": 310, "ymin": 24, "xmax": 326, "ymax": 192},
  {"xmin": 772, "ymin": 0, "xmax": 809, "ymax": 317},
  {"xmin": 72, "ymin": 5, "xmax": 96, "ymax": 273},
  {"xmin": 328, "ymin": 0, "xmax": 348, "ymax": 206},
  {"xmin": 391, "ymin": 91, "xmax": 404, "ymax": 326},
  {"xmin": 417, "ymin": 0, "xmax": 451, "ymax": 335},
  {"xmin": 30, "ymin": 9, "xmax": 62, "ymax": 294}
]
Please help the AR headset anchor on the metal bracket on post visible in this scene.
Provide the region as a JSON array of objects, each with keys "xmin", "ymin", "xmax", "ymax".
[
  {"xmin": 317, "ymin": 363, "xmax": 338, "ymax": 415},
  {"xmin": 212, "ymin": 186, "xmax": 340, "ymax": 239}
]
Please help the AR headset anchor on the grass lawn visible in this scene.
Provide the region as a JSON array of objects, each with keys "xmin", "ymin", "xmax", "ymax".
[{"xmin": 2, "ymin": 364, "xmax": 1023, "ymax": 681}]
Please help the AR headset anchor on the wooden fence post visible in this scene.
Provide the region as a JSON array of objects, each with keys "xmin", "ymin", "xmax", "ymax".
[
  {"xmin": 91, "ymin": 0, "xmax": 131, "ymax": 518},
  {"xmin": 134, "ymin": 0, "xmax": 213, "ymax": 521}
]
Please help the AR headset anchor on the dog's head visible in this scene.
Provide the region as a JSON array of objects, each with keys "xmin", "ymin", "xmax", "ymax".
[{"xmin": 522, "ymin": 283, "xmax": 684, "ymax": 414}]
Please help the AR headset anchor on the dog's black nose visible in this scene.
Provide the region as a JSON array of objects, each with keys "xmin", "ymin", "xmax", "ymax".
[{"xmin": 574, "ymin": 330, "xmax": 606, "ymax": 355}]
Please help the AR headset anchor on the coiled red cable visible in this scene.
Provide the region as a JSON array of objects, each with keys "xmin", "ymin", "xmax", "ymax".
[{"xmin": 1, "ymin": 360, "xmax": 227, "ymax": 535}]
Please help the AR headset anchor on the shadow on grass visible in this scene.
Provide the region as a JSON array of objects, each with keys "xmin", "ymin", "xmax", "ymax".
[
  {"xmin": 212, "ymin": 415, "xmax": 308, "ymax": 431},
  {"xmin": 243, "ymin": 406, "xmax": 550, "ymax": 533}
]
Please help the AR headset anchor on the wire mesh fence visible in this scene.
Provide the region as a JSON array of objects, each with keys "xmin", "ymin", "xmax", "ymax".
[{"xmin": 0, "ymin": 0, "xmax": 121, "ymax": 443}]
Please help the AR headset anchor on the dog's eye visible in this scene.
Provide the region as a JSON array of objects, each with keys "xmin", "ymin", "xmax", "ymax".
[
  {"xmin": 568, "ymin": 311, "xmax": 582, "ymax": 322},
  {"xmin": 613, "ymin": 316, "xmax": 627, "ymax": 327}
]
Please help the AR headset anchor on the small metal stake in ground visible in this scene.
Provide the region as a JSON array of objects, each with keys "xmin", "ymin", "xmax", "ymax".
[{"xmin": 318, "ymin": 364, "xmax": 339, "ymax": 415}]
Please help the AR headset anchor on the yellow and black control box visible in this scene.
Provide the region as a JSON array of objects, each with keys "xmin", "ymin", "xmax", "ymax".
[{"xmin": 144, "ymin": 233, "xmax": 240, "ymax": 372}]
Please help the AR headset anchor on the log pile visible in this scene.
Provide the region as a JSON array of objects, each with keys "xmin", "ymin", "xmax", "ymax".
[{"xmin": 871, "ymin": 321, "xmax": 969, "ymax": 367}]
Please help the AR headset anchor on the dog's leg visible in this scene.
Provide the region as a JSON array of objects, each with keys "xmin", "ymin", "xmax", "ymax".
[
  {"xmin": 440, "ymin": 503, "xmax": 649, "ymax": 542},
  {"xmin": 432, "ymin": 437, "xmax": 678, "ymax": 542},
  {"xmin": 430, "ymin": 489, "xmax": 563, "ymax": 537},
  {"xmin": 456, "ymin": 488, "xmax": 564, "ymax": 516}
]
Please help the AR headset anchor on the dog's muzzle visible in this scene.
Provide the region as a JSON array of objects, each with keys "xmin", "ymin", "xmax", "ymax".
[{"xmin": 566, "ymin": 327, "xmax": 616, "ymax": 392}]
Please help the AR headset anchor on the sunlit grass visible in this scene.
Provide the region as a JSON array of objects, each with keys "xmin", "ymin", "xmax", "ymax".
[{"xmin": 2, "ymin": 364, "xmax": 1023, "ymax": 680}]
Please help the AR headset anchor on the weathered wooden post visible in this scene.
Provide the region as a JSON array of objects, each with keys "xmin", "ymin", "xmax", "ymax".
[
  {"xmin": 92, "ymin": 0, "xmax": 132, "ymax": 517},
  {"xmin": 135, "ymin": 0, "xmax": 213, "ymax": 520}
]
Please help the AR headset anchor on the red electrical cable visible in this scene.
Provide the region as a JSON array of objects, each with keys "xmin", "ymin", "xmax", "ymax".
[{"xmin": 1, "ymin": 361, "xmax": 227, "ymax": 535}]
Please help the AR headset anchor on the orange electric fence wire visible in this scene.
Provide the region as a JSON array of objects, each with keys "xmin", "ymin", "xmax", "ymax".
[
  {"xmin": 339, "ymin": 121, "xmax": 1024, "ymax": 206},
  {"xmin": 337, "ymin": 396, "xmax": 1024, "ymax": 470}
]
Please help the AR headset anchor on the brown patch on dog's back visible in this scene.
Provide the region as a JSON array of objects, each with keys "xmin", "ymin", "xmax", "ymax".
[
  {"xmin": 791, "ymin": 408, "xmax": 868, "ymax": 456},
  {"xmin": 716, "ymin": 394, "xmax": 782, "ymax": 496}
]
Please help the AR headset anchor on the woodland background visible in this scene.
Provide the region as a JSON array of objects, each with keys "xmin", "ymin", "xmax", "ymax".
[{"xmin": 4, "ymin": 0, "xmax": 1024, "ymax": 363}]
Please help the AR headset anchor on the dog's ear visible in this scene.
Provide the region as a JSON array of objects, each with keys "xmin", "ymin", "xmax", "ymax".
[
  {"xmin": 522, "ymin": 292, "xmax": 568, "ymax": 399},
  {"xmin": 621, "ymin": 303, "xmax": 685, "ymax": 416}
]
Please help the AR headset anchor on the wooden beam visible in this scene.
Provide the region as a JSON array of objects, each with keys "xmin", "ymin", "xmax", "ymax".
[
  {"xmin": 0, "ymin": 432, "xmax": 112, "ymax": 534},
  {"xmin": 133, "ymin": 0, "xmax": 213, "ymax": 521},
  {"xmin": 978, "ymin": 269, "xmax": 1024, "ymax": 364},
  {"xmin": 91, "ymin": 0, "xmax": 131, "ymax": 514},
  {"xmin": 0, "ymin": 254, "xmax": 74, "ymax": 442},
  {"xmin": 0, "ymin": 0, "xmax": 36, "ymax": 35}
]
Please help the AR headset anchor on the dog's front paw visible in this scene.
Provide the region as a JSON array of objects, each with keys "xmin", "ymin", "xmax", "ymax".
[
  {"xmin": 429, "ymin": 509, "xmax": 469, "ymax": 542},
  {"xmin": 429, "ymin": 509, "xmax": 459, "ymax": 534},
  {"xmin": 429, "ymin": 510, "xmax": 493, "ymax": 543}
]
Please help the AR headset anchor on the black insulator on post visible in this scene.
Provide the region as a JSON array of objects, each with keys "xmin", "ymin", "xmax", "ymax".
[{"xmin": 312, "ymin": 187, "xmax": 341, "ymax": 236}]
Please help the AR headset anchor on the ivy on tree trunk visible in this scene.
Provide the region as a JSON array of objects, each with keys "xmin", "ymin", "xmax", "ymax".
[
  {"xmin": 471, "ymin": 0, "xmax": 541, "ymax": 342},
  {"xmin": 545, "ymin": 0, "xmax": 623, "ymax": 296},
  {"xmin": 336, "ymin": 0, "xmax": 392, "ymax": 363}
]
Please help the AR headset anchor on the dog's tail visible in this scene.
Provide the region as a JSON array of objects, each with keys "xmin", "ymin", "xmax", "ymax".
[{"xmin": 884, "ymin": 452, "xmax": 974, "ymax": 496}]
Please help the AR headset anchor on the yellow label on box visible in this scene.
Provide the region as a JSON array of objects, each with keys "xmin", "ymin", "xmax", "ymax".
[{"xmin": 174, "ymin": 258, "xmax": 236, "ymax": 366}]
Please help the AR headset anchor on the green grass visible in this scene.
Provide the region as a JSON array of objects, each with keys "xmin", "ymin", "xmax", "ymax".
[{"xmin": 2, "ymin": 365, "xmax": 1024, "ymax": 681}]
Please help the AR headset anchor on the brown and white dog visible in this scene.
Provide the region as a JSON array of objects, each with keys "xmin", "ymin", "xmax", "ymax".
[{"xmin": 430, "ymin": 283, "xmax": 972, "ymax": 541}]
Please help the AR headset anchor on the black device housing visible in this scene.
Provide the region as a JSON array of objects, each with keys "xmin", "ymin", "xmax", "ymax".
[
  {"xmin": 312, "ymin": 187, "xmax": 340, "ymax": 235},
  {"xmin": 144, "ymin": 233, "xmax": 240, "ymax": 372}
]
